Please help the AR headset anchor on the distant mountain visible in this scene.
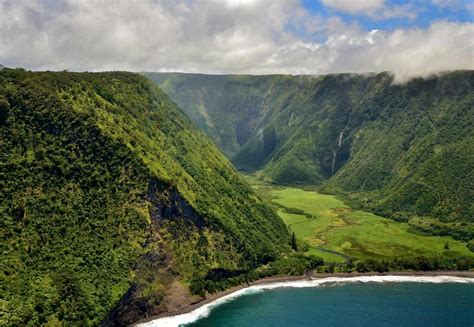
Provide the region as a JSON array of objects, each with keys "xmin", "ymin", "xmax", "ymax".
[
  {"xmin": 147, "ymin": 71, "xmax": 474, "ymax": 241},
  {"xmin": 1, "ymin": 69, "xmax": 290, "ymax": 325}
]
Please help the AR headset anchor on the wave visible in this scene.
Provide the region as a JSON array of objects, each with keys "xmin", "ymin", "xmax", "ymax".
[{"xmin": 136, "ymin": 275, "xmax": 474, "ymax": 327}]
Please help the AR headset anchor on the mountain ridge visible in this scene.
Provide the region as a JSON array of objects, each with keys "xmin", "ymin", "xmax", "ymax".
[
  {"xmin": 147, "ymin": 71, "xmax": 474, "ymax": 241},
  {"xmin": 0, "ymin": 69, "xmax": 291, "ymax": 326}
]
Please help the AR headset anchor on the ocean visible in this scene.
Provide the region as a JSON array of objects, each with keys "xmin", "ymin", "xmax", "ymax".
[{"xmin": 138, "ymin": 276, "xmax": 474, "ymax": 327}]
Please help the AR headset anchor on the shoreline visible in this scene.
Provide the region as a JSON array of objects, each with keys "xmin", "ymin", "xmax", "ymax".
[{"xmin": 135, "ymin": 270, "xmax": 474, "ymax": 325}]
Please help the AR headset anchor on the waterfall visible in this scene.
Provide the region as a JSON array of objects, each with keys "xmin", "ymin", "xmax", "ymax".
[{"xmin": 331, "ymin": 129, "xmax": 344, "ymax": 175}]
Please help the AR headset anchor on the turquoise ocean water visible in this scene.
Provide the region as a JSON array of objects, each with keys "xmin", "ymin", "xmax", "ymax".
[{"xmin": 187, "ymin": 282, "xmax": 474, "ymax": 327}]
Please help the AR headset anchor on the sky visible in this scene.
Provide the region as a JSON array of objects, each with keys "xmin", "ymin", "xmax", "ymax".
[{"xmin": 0, "ymin": 0, "xmax": 473, "ymax": 82}]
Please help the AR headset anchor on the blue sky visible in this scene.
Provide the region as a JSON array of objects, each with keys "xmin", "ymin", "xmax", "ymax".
[{"xmin": 302, "ymin": 0, "xmax": 473, "ymax": 30}]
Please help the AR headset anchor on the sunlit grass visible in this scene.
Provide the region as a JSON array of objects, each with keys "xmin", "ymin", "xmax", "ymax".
[{"xmin": 246, "ymin": 176, "xmax": 473, "ymax": 263}]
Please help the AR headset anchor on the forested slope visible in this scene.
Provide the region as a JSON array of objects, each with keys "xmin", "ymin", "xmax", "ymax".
[
  {"xmin": 0, "ymin": 69, "xmax": 290, "ymax": 326},
  {"xmin": 148, "ymin": 71, "xmax": 474, "ymax": 241},
  {"xmin": 149, "ymin": 73, "xmax": 281, "ymax": 159}
]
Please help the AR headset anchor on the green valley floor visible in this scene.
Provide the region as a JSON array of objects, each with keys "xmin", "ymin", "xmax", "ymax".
[{"xmin": 246, "ymin": 177, "xmax": 473, "ymax": 263}]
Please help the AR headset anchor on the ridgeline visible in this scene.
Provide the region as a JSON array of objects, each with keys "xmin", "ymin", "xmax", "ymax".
[
  {"xmin": 148, "ymin": 71, "xmax": 474, "ymax": 241},
  {"xmin": 0, "ymin": 69, "xmax": 292, "ymax": 326}
]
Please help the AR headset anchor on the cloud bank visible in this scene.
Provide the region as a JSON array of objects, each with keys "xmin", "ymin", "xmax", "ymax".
[{"xmin": 0, "ymin": 0, "xmax": 472, "ymax": 82}]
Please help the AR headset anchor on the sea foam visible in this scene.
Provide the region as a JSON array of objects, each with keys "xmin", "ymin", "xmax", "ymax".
[{"xmin": 136, "ymin": 275, "xmax": 474, "ymax": 327}]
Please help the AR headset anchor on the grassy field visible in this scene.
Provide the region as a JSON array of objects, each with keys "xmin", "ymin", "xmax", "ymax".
[{"xmin": 246, "ymin": 177, "xmax": 473, "ymax": 263}]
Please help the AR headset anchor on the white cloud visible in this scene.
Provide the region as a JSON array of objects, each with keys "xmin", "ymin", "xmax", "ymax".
[
  {"xmin": 321, "ymin": 0, "xmax": 384, "ymax": 15},
  {"xmin": 321, "ymin": 0, "xmax": 418, "ymax": 19},
  {"xmin": 430, "ymin": 0, "xmax": 474, "ymax": 12},
  {"xmin": 0, "ymin": 0, "xmax": 472, "ymax": 82},
  {"xmin": 321, "ymin": 21, "xmax": 474, "ymax": 82},
  {"xmin": 431, "ymin": 0, "xmax": 456, "ymax": 7},
  {"xmin": 380, "ymin": 3, "xmax": 419, "ymax": 20}
]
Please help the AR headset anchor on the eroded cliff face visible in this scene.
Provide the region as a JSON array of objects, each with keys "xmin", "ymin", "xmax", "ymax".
[
  {"xmin": 148, "ymin": 178, "xmax": 205, "ymax": 228},
  {"xmin": 101, "ymin": 179, "xmax": 208, "ymax": 326}
]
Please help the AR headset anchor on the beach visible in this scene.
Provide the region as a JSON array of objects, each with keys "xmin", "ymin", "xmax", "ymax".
[{"xmin": 135, "ymin": 270, "xmax": 474, "ymax": 326}]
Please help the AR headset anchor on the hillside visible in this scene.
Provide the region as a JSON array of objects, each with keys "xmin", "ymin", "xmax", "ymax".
[
  {"xmin": 147, "ymin": 71, "xmax": 474, "ymax": 241},
  {"xmin": 0, "ymin": 69, "xmax": 291, "ymax": 326},
  {"xmin": 148, "ymin": 73, "xmax": 281, "ymax": 159}
]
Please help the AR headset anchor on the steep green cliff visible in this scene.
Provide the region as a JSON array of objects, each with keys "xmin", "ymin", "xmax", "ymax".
[
  {"xmin": 0, "ymin": 69, "xmax": 290, "ymax": 326},
  {"xmin": 148, "ymin": 71, "xmax": 474, "ymax": 240}
]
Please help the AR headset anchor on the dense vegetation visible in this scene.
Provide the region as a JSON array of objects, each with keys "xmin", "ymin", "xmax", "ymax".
[
  {"xmin": 148, "ymin": 71, "xmax": 474, "ymax": 241},
  {"xmin": 190, "ymin": 253, "xmax": 324, "ymax": 296},
  {"xmin": 0, "ymin": 69, "xmax": 291, "ymax": 326},
  {"xmin": 320, "ymin": 255, "xmax": 474, "ymax": 274}
]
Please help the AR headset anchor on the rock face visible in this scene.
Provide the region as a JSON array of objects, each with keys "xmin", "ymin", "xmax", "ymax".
[
  {"xmin": 102, "ymin": 180, "xmax": 204, "ymax": 326},
  {"xmin": 148, "ymin": 178, "xmax": 205, "ymax": 228},
  {"xmin": 148, "ymin": 71, "xmax": 474, "ymax": 239},
  {"xmin": 1, "ymin": 69, "xmax": 290, "ymax": 326}
]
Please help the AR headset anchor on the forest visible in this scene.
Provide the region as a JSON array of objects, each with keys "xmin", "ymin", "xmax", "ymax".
[{"xmin": 0, "ymin": 69, "xmax": 292, "ymax": 326}]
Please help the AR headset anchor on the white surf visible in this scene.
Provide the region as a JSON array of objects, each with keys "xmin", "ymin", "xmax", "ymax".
[{"xmin": 136, "ymin": 275, "xmax": 474, "ymax": 327}]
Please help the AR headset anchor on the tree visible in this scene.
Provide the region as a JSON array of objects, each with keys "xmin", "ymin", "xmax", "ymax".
[
  {"xmin": 0, "ymin": 96, "xmax": 9, "ymax": 125},
  {"xmin": 190, "ymin": 277, "xmax": 206, "ymax": 297},
  {"xmin": 356, "ymin": 261, "xmax": 369, "ymax": 273},
  {"xmin": 291, "ymin": 232, "xmax": 298, "ymax": 251},
  {"xmin": 307, "ymin": 255, "xmax": 324, "ymax": 268},
  {"xmin": 456, "ymin": 257, "xmax": 474, "ymax": 271},
  {"xmin": 346, "ymin": 258, "xmax": 354, "ymax": 272},
  {"xmin": 467, "ymin": 240, "xmax": 474, "ymax": 252},
  {"xmin": 327, "ymin": 262, "xmax": 336, "ymax": 273}
]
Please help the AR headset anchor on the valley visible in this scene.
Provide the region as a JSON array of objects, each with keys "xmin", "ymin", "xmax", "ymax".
[
  {"xmin": 247, "ymin": 177, "xmax": 473, "ymax": 264},
  {"xmin": 2, "ymin": 2, "xmax": 473, "ymax": 326},
  {"xmin": 1, "ymin": 68, "xmax": 472, "ymax": 326},
  {"xmin": 149, "ymin": 72, "xmax": 474, "ymax": 243}
]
